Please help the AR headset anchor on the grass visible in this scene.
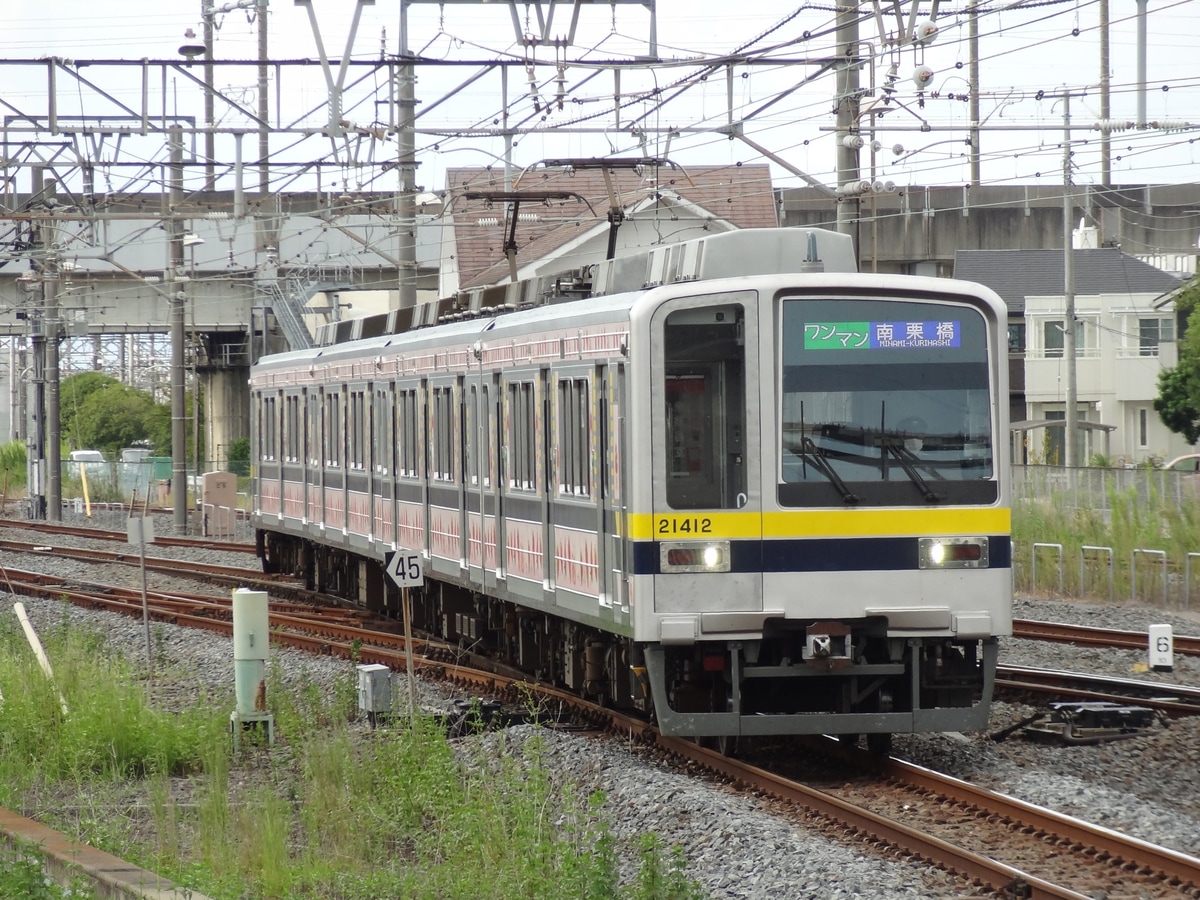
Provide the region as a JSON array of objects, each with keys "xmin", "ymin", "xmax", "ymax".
[
  {"xmin": 0, "ymin": 607, "xmax": 702, "ymax": 900},
  {"xmin": 0, "ymin": 847, "xmax": 96, "ymax": 900},
  {"xmin": 1013, "ymin": 476, "xmax": 1200, "ymax": 605},
  {"xmin": 0, "ymin": 441, "xmax": 26, "ymax": 492}
]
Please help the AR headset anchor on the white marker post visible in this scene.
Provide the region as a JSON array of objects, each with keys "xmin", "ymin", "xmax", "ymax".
[
  {"xmin": 1148, "ymin": 624, "xmax": 1173, "ymax": 673},
  {"xmin": 127, "ymin": 514, "xmax": 155, "ymax": 675},
  {"xmin": 385, "ymin": 549, "xmax": 425, "ymax": 718}
]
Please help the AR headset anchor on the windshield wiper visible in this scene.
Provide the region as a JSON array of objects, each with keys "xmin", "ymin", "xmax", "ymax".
[
  {"xmin": 793, "ymin": 437, "xmax": 860, "ymax": 504},
  {"xmin": 881, "ymin": 439, "xmax": 944, "ymax": 503}
]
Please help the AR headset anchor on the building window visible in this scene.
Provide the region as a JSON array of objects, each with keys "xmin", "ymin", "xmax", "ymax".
[
  {"xmin": 1138, "ymin": 408, "xmax": 1149, "ymax": 448},
  {"xmin": 1042, "ymin": 318, "xmax": 1088, "ymax": 358},
  {"xmin": 1138, "ymin": 317, "xmax": 1174, "ymax": 356},
  {"xmin": 1008, "ymin": 323, "xmax": 1026, "ymax": 354}
]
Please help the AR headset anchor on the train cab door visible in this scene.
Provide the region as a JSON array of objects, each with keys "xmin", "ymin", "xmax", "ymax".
[{"xmin": 650, "ymin": 292, "xmax": 762, "ymax": 622}]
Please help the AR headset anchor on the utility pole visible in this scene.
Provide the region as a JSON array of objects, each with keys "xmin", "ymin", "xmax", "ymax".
[
  {"xmin": 1099, "ymin": 0, "xmax": 1110, "ymax": 185},
  {"xmin": 169, "ymin": 125, "xmax": 188, "ymax": 535},
  {"xmin": 969, "ymin": 5, "xmax": 981, "ymax": 187},
  {"xmin": 258, "ymin": 0, "xmax": 270, "ymax": 193},
  {"xmin": 1062, "ymin": 94, "xmax": 1079, "ymax": 469},
  {"xmin": 27, "ymin": 171, "xmax": 62, "ymax": 521},
  {"xmin": 45, "ymin": 234, "xmax": 61, "ymax": 522},
  {"xmin": 835, "ymin": 2, "xmax": 862, "ymax": 253},
  {"xmin": 203, "ymin": 1, "xmax": 217, "ymax": 190},
  {"xmin": 397, "ymin": 1, "xmax": 418, "ymax": 309}
]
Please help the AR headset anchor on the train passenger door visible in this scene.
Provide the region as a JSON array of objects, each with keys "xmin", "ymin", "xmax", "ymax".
[
  {"xmin": 650, "ymin": 292, "xmax": 762, "ymax": 617},
  {"xmin": 598, "ymin": 362, "xmax": 630, "ymax": 624}
]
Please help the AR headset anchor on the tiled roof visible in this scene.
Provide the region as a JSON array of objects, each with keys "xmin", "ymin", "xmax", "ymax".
[
  {"xmin": 444, "ymin": 163, "xmax": 778, "ymax": 289},
  {"xmin": 953, "ymin": 248, "xmax": 1183, "ymax": 313}
]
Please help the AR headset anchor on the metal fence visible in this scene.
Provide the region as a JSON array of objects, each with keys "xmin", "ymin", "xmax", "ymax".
[
  {"xmin": 1012, "ymin": 464, "xmax": 1198, "ymax": 511},
  {"xmin": 58, "ymin": 459, "xmax": 254, "ymax": 542},
  {"xmin": 1013, "ymin": 464, "xmax": 1200, "ymax": 609}
]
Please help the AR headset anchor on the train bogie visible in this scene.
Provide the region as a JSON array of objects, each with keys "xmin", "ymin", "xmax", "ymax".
[{"xmin": 251, "ymin": 227, "xmax": 1011, "ymax": 740}]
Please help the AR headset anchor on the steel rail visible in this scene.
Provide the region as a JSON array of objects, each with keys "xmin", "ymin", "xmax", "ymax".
[
  {"xmin": 880, "ymin": 755, "xmax": 1200, "ymax": 894},
  {"xmin": 0, "ymin": 539, "xmax": 289, "ymax": 586},
  {"xmin": 1013, "ymin": 619, "xmax": 1200, "ymax": 656},
  {"xmin": 655, "ymin": 736, "xmax": 1093, "ymax": 900},
  {"xmin": 997, "ymin": 664, "xmax": 1200, "ymax": 717},
  {"xmin": 0, "ymin": 518, "xmax": 255, "ymax": 553}
]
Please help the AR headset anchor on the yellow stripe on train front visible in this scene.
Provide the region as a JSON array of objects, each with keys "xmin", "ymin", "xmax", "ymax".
[{"xmin": 627, "ymin": 508, "xmax": 1011, "ymax": 541}]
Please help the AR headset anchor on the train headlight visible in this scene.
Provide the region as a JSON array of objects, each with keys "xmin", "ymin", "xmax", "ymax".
[
  {"xmin": 660, "ymin": 541, "xmax": 731, "ymax": 573},
  {"xmin": 919, "ymin": 537, "xmax": 988, "ymax": 569}
]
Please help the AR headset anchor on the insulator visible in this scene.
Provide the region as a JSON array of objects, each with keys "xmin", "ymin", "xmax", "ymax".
[
  {"xmin": 841, "ymin": 134, "xmax": 865, "ymax": 149},
  {"xmin": 837, "ymin": 180, "xmax": 871, "ymax": 196},
  {"xmin": 911, "ymin": 18, "xmax": 939, "ymax": 45},
  {"xmin": 1155, "ymin": 119, "xmax": 1192, "ymax": 133},
  {"xmin": 912, "ymin": 65, "xmax": 935, "ymax": 89},
  {"xmin": 1093, "ymin": 120, "xmax": 1134, "ymax": 133}
]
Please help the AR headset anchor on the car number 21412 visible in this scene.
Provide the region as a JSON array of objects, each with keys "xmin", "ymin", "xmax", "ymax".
[{"xmin": 655, "ymin": 516, "xmax": 713, "ymax": 536}]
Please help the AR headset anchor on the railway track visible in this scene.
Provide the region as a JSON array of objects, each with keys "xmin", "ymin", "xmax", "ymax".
[
  {"xmin": 1013, "ymin": 618, "xmax": 1200, "ymax": 656},
  {"xmin": 0, "ymin": 538, "xmax": 293, "ymax": 595},
  {"xmin": 666, "ymin": 733, "xmax": 1200, "ymax": 899},
  {"xmin": 0, "ymin": 517, "xmax": 255, "ymax": 553},
  {"xmin": 8, "ymin": 558, "xmax": 1197, "ymax": 899},
  {"xmin": 996, "ymin": 663, "xmax": 1200, "ymax": 717}
]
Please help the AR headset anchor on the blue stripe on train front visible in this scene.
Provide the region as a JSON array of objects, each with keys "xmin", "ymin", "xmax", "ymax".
[{"xmin": 632, "ymin": 535, "xmax": 1011, "ymax": 575}]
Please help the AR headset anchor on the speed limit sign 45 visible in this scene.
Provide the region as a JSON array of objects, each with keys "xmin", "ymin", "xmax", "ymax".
[{"xmin": 384, "ymin": 550, "xmax": 425, "ymax": 587}]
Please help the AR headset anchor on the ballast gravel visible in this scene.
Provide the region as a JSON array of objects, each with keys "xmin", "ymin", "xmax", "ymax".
[{"xmin": 3, "ymin": 521, "xmax": 1200, "ymax": 898}]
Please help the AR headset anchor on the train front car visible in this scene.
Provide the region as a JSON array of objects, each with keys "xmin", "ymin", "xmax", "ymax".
[{"xmin": 631, "ymin": 275, "xmax": 1011, "ymax": 743}]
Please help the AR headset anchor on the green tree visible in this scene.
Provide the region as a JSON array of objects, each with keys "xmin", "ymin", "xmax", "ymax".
[
  {"xmin": 139, "ymin": 390, "xmax": 202, "ymax": 460},
  {"xmin": 60, "ymin": 372, "xmax": 120, "ymax": 448},
  {"xmin": 227, "ymin": 436, "xmax": 250, "ymax": 476},
  {"xmin": 72, "ymin": 383, "xmax": 159, "ymax": 457},
  {"xmin": 1155, "ymin": 276, "xmax": 1200, "ymax": 443}
]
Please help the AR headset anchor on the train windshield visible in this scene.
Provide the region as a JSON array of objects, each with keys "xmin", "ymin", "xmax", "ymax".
[{"xmin": 778, "ymin": 296, "xmax": 996, "ymax": 507}]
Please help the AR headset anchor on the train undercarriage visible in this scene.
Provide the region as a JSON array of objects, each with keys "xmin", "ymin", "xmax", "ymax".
[{"xmin": 260, "ymin": 530, "xmax": 995, "ymax": 742}]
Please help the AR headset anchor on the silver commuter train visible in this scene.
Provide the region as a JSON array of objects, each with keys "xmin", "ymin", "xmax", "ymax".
[{"xmin": 250, "ymin": 227, "xmax": 1012, "ymax": 744}]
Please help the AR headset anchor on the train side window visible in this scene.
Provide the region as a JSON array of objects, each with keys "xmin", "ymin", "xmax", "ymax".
[
  {"xmin": 284, "ymin": 395, "xmax": 300, "ymax": 462},
  {"xmin": 433, "ymin": 385, "xmax": 455, "ymax": 482},
  {"xmin": 663, "ymin": 305, "xmax": 746, "ymax": 510},
  {"xmin": 558, "ymin": 376, "xmax": 591, "ymax": 497},
  {"xmin": 397, "ymin": 388, "xmax": 418, "ymax": 477},
  {"xmin": 326, "ymin": 391, "xmax": 341, "ymax": 467},
  {"xmin": 307, "ymin": 394, "xmax": 320, "ymax": 465},
  {"xmin": 375, "ymin": 388, "xmax": 392, "ymax": 475},
  {"xmin": 260, "ymin": 394, "xmax": 278, "ymax": 461},
  {"xmin": 508, "ymin": 381, "xmax": 536, "ymax": 490},
  {"xmin": 482, "ymin": 384, "xmax": 492, "ymax": 489},
  {"xmin": 350, "ymin": 389, "xmax": 366, "ymax": 470},
  {"xmin": 466, "ymin": 385, "xmax": 479, "ymax": 486}
]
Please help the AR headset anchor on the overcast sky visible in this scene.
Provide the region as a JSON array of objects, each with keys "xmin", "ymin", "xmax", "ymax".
[{"xmin": 3, "ymin": 1, "xmax": 1198, "ymax": 196}]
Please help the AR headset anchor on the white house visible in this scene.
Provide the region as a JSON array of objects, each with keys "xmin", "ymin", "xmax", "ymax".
[{"xmin": 955, "ymin": 247, "xmax": 1187, "ymax": 466}]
